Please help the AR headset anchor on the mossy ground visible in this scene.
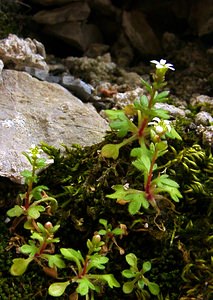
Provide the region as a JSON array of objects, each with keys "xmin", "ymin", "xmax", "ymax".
[{"xmin": 0, "ymin": 127, "xmax": 212, "ymax": 299}]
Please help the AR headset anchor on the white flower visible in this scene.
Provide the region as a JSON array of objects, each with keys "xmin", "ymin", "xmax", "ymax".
[
  {"xmin": 123, "ymin": 183, "xmax": 129, "ymax": 190},
  {"xmin": 150, "ymin": 59, "xmax": 175, "ymax": 71},
  {"xmin": 149, "ymin": 117, "xmax": 171, "ymax": 134}
]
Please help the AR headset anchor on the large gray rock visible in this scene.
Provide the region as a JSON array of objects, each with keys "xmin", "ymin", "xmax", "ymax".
[
  {"xmin": 0, "ymin": 34, "xmax": 48, "ymax": 71},
  {"xmin": 0, "ymin": 70, "xmax": 108, "ymax": 183}
]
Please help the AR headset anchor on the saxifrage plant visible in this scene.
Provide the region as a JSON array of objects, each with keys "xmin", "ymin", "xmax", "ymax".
[{"xmin": 101, "ymin": 59, "xmax": 182, "ymax": 229}]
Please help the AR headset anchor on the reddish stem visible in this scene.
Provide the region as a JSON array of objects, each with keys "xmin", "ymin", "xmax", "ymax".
[
  {"xmin": 79, "ymin": 256, "xmax": 89, "ymax": 278},
  {"xmin": 138, "ymin": 117, "xmax": 148, "ymax": 138}
]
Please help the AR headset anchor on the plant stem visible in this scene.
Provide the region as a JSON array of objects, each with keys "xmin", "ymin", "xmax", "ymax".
[{"xmin": 145, "ymin": 149, "xmax": 158, "ymax": 200}]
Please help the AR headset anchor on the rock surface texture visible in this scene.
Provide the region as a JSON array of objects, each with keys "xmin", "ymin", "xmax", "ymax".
[
  {"xmin": 0, "ymin": 69, "xmax": 108, "ymax": 183},
  {"xmin": 0, "ymin": 34, "xmax": 48, "ymax": 71},
  {"xmin": 28, "ymin": 0, "xmax": 213, "ymax": 64}
]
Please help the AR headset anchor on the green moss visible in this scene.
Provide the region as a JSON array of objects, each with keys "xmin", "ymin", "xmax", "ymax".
[{"xmin": 0, "ymin": 126, "xmax": 212, "ymax": 299}]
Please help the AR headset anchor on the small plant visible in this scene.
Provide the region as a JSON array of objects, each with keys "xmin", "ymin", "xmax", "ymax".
[
  {"xmin": 7, "ymin": 144, "xmax": 58, "ymax": 231},
  {"xmin": 10, "ymin": 221, "xmax": 65, "ymax": 277},
  {"xmin": 101, "ymin": 59, "xmax": 182, "ymax": 229},
  {"xmin": 48, "ymin": 233, "xmax": 120, "ymax": 299},
  {"xmin": 97, "ymin": 218, "xmax": 127, "ymax": 254},
  {"xmin": 122, "ymin": 253, "xmax": 160, "ymax": 299}
]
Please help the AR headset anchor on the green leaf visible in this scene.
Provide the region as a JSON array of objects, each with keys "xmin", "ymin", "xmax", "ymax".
[
  {"xmin": 10, "ymin": 257, "xmax": 33, "ymax": 276},
  {"xmin": 27, "ymin": 205, "xmax": 45, "ymax": 219},
  {"xmin": 105, "ymin": 110, "xmax": 135, "ymax": 137},
  {"xmin": 112, "ymin": 228, "xmax": 124, "ymax": 235},
  {"xmin": 30, "ymin": 231, "xmax": 43, "ymax": 242},
  {"xmin": 132, "ymin": 156, "xmax": 151, "ymax": 173},
  {"xmin": 125, "ymin": 192, "xmax": 149, "ymax": 215},
  {"xmin": 166, "ymin": 127, "xmax": 182, "ymax": 140},
  {"xmin": 48, "ymin": 281, "xmax": 70, "ymax": 297},
  {"xmin": 31, "ymin": 185, "xmax": 49, "ymax": 200},
  {"xmin": 43, "ymin": 254, "xmax": 66, "ymax": 269},
  {"xmin": 36, "ymin": 157, "xmax": 47, "ymax": 168},
  {"xmin": 88, "ymin": 254, "xmax": 109, "ymax": 270},
  {"xmin": 148, "ymin": 282, "xmax": 160, "ymax": 295},
  {"xmin": 123, "ymin": 281, "xmax": 135, "ymax": 294},
  {"xmin": 98, "ymin": 229, "xmax": 107, "ymax": 235},
  {"xmin": 143, "ymin": 261, "xmax": 151, "ymax": 273},
  {"xmin": 155, "ymin": 174, "xmax": 179, "ymax": 188},
  {"xmin": 154, "ymin": 90, "xmax": 170, "ymax": 102},
  {"xmin": 122, "ymin": 269, "xmax": 136, "ymax": 279},
  {"xmin": 128, "ymin": 198, "xmax": 142, "ymax": 215},
  {"xmin": 126, "ymin": 253, "xmax": 138, "ymax": 268},
  {"xmin": 99, "ymin": 218, "xmax": 108, "ymax": 227},
  {"xmin": 151, "ymin": 108, "xmax": 170, "ymax": 119},
  {"xmin": 21, "ymin": 242, "xmax": 38, "ymax": 256},
  {"xmin": 98, "ymin": 274, "xmax": 120, "ymax": 288},
  {"xmin": 7, "ymin": 205, "xmax": 24, "ymax": 217},
  {"xmin": 141, "ymin": 78, "xmax": 152, "ymax": 93},
  {"xmin": 76, "ymin": 277, "xmax": 95, "ymax": 296},
  {"xmin": 101, "ymin": 144, "xmax": 120, "ymax": 159},
  {"xmin": 137, "ymin": 279, "xmax": 145, "ymax": 290},
  {"xmin": 107, "ymin": 185, "xmax": 128, "ymax": 199},
  {"xmin": 21, "ymin": 169, "xmax": 33, "ymax": 179},
  {"xmin": 134, "ymin": 95, "xmax": 149, "ymax": 110},
  {"xmin": 60, "ymin": 248, "xmax": 84, "ymax": 270}
]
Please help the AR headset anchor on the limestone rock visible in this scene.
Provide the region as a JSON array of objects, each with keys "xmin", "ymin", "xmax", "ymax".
[
  {"xmin": 122, "ymin": 10, "xmax": 161, "ymax": 57},
  {"xmin": 0, "ymin": 69, "xmax": 108, "ymax": 183},
  {"xmin": 33, "ymin": 2, "xmax": 90, "ymax": 25},
  {"xmin": 0, "ymin": 34, "xmax": 48, "ymax": 71}
]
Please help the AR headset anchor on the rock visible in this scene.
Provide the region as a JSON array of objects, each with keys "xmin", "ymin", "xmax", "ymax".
[
  {"xmin": 63, "ymin": 54, "xmax": 117, "ymax": 85},
  {"xmin": 194, "ymin": 111, "xmax": 213, "ymax": 126},
  {"xmin": 84, "ymin": 43, "xmax": 110, "ymax": 58},
  {"xmin": 122, "ymin": 10, "xmax": 161, "ymax": 57},
  {"xmin": 30, "ymin": 0, "xmax": 78, "ymax": 6},
  {"xmin": 43, "ymin": 22, "xmax": 103, "ymax": 52},
  {"xmin": 0, "ymin": 34, "xmax": 48, "ymax": 71},
  {"xmin": 61, "ymin": 74, "xmax": 94, "ymax": 102},
  {"xmin": 0, "ymin": 59, "xmax": 4, "ymax": 83},
  {"xmin": 111, "ymin": 32, "xmax": 134, "ymax": 66},
  {"xmin": 189, "ymin": 0, "xmax": 213, "ymax": 37},
  {"xmin": 190, "ymin": 95, "xmax": 213, "ymax": 112},
  {"xmin": 0, "ymin": 69, "xmax": 108, "ymax": 183},
  {"xmin": 33, "ymin": 2, "xmax": 90, "ymax": 25},
  {"xmin": 196, "ymin": 125, "xmax": 213, "ymax": 147}
]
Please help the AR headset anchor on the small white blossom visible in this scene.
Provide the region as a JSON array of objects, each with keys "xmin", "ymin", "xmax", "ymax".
[
  {"xmin": 123, "ymin": 183, "xmax": 129, "ymax": 190},
  {"xmin": 155, "ymin": 125, "xmax": 164, "ymax": 134},
  {"xmin": 150, "ymin": 59, "xmax": 175, "ymax": 71},
  {"xmin": 149, "ymin": 117, "xmax": 171, "ymax": 134}
]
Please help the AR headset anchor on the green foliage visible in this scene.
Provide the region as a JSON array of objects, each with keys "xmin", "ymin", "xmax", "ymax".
[
  {"xmin": 5, "ymin": 59, "xmax": 212, "ymax": 299},
  {"xmin": 7, "ymin": 145, "xmax": 58, "ymax": 229},
  {"xmin": 101, "ymin": 60, "xmax": 182, "ymax": 222},
  {"xmin": 48, "ymin": 232, "xmax": 120, "ymax": 298},
  {"xmin": 122, "ymin": 253, "xmax": 160, "ymax": 296}
]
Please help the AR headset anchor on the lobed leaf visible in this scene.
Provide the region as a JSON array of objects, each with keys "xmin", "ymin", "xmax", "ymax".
[
  {"xmin": 76, "ymin": 277, "xmax": 96, "ymax": 296},
  {"xmin": 7, "ymin": 205, "xmax": 24, "ymax": 218}
]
